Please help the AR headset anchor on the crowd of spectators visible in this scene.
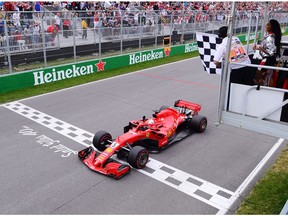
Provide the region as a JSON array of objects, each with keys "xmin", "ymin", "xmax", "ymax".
[
  {"xmin": 0, "ymin": 1, "xmax": 288, "ymax": 51},
  {"xmin": 43, "ymin": 2, "xmax": 288, "ymax": 28}
]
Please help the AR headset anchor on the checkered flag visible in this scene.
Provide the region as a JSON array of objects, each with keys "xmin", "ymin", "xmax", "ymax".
[{"xmin": 196, "ymin": 32, "xmax": 223, "ymax": 75}]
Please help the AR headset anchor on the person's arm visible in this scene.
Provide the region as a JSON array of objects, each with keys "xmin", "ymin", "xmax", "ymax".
[
  {"xmin": 213, "ymin": 43, "xmax": 225, "ymax": 67},
  {"xmin": 253, "ymin": 36, "xmax": 276, "ymax": 56},
  {"xmin": 264, "ymin": 36, "xmax": 276, "ymax": 56},
  {"xmin": 253, "ymin": 44, "xmax": 268, "ymax": 54}
]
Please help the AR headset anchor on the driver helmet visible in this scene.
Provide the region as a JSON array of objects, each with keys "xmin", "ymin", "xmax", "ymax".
[{"xmin": 148, "ymin": 119, "xmax": 155, "ymax": 124}]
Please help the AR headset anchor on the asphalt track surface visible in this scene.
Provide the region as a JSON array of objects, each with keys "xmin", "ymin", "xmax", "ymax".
[{"xmin": 0, "ymin": 57, "xmax": 286, "ymax": 214}]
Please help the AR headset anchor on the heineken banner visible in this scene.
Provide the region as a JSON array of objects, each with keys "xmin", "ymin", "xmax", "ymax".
[{"xmin": 0, "ymin": 42, "xmax": 198, "ymax": 93}]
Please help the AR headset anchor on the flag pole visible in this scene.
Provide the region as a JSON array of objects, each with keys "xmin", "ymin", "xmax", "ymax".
[{"xmin": 216, "ymin": 2, "xmax": 237, "ymax": 126}]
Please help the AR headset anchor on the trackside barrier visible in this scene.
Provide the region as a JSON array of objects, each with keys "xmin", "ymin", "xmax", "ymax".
[
  {"xmin": 0, "ymin": 42, "xmax": 198, "ymax": 93},
  {"xmin": 219, "ymin": 62, "xmax": 288, "ymax": 139}
]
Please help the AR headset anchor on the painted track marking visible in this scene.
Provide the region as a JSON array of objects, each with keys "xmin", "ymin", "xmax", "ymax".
[
  {"xmin": 4, "ymin": 101, "xmax": 236, "ymax": 211},
  {"xmin": 216, "ymin": 137, "xmax": 284, "ymax": 214}
]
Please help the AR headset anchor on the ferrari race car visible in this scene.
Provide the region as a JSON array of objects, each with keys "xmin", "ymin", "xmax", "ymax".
[{"xmin": 78, "ymin": 99, "xmax": 207, "ymax": 179}]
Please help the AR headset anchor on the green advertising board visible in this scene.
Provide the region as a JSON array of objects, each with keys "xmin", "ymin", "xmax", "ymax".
[{"xmin": 238, "ymin": 32, "xmax": 262, "ymax": 43}]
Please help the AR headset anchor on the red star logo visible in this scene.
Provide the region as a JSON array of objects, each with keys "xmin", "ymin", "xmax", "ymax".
[
  {"xmin": 95, "ymin": 59, "xmax": 106, "ymax": 72},
  {"xmin": 164, "ymin": 48, "xmax": 171, "ymax": 57}
]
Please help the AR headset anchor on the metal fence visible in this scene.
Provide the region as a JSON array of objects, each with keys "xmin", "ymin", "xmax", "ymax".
[{"xmin": 0, "ymin": 9, "xmax": 287, "ymax": 75}]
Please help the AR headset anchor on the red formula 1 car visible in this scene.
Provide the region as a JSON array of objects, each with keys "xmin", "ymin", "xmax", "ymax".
[{"xmin": 78, "ymin": 100, "xmax": 207, "ymax": 179}]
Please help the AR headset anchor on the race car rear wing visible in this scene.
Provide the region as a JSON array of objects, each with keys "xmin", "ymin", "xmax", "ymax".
[{"xmin": 174, "ymin": 100, "xmax": 202, "ymax": 115}]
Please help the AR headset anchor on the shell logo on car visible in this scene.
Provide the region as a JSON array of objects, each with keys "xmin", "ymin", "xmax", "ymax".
[{"xmin": 105, "ymin": 147, "xmax": 113, "ymax": 153}]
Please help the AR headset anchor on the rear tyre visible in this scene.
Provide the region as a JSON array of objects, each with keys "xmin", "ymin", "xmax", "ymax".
[
  {"xmin": 92, "ymin": 130, "xmax": 112, "ymax": 151},
  {"xmin": 191, "ymin": 115, "xmax": 207, "ymax": 133},
  {"xmin": 127, "ymin": 146, "xmax": 149, "ymax": 169}
]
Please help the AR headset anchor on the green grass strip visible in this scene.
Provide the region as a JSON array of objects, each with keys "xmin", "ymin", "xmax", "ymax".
[{"xmin": 236, "ymin": 145, "xmax": 288, "ymax": 214}]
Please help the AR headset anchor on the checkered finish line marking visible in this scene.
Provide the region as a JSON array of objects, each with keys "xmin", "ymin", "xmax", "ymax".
[
  {"xmin": 4, "ymin": 101, "xmax": 236, "ymax": 211},
  {"xmin": 4, "ymin": 102, "xmax": 92, "ymax": 148}
]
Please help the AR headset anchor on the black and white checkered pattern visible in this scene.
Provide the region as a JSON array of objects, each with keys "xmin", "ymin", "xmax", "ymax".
[{"xmin": 196, "ymin": 32, "xmax": 222, "ymax": 75}]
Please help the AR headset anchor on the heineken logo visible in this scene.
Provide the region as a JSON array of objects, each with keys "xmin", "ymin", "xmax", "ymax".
[
  {"xmin": 185, "ymin": 43, "xmax": 197, "ymax": 53},
  {"xmin": 95, "ymin": 59, "xmax": 106, "ymax": 71},
  {"xmin": 33, "ymin": 64, "xmax": 94, "ymax": 85},
  {"xmin": 129, "ymin": 50, "xmax": 164, "ymax": 65},
  {"xmin": 245, "ymin": 33, "xmax": 258, "ymax": 41}
]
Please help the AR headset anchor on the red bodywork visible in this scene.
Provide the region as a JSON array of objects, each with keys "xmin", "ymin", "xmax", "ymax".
[
  {"xmin": 78, "ymin": 100, "xmax": 204, "ymax": 179},
  {"xmin": 78, "ymin": 147, "xmax": 131, "ymax": 179}
]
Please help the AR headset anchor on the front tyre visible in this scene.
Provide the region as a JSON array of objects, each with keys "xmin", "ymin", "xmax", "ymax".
[
  {"xmin": 127, "ymin": 146, "xmax": 149, "ymax": 169},
  {"xmin": 191, "ymin": 115, "xmax": 207, "ymax": 133},
  {"xmin": 92, "ymin": 130, "xmax": 112, "ymax": 151}
]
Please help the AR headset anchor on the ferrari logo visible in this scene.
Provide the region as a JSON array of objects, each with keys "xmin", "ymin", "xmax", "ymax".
[{"xmin": 146, "ymin": 132, "xmax": 150, "ymax": 138}]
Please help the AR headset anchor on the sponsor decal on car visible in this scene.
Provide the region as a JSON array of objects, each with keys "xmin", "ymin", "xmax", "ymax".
[
  {"xmin": 111, "ymin": 142, "xmax": 119, "ymax": 148},
  {"xmin": 105, "ymin": 147, "xmax": 113, "ymax": 153},
  {"xmin": 167, "ymin": 130, "xmax": 172, "ymax": 137}
]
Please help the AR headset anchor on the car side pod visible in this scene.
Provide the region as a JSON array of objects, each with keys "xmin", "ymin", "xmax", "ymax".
[{"xmin": 78, "ymin": 146, "xmax": 131, "ymax": 179}]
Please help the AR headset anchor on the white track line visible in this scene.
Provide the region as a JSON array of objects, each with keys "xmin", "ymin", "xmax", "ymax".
[
  {"xmin": 4, "ymin": 101, "xmax": 236, "ymax": 211},
  {"xmin": 216, "ymin": 137, "xmax": 285, "ymax": 215}
]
